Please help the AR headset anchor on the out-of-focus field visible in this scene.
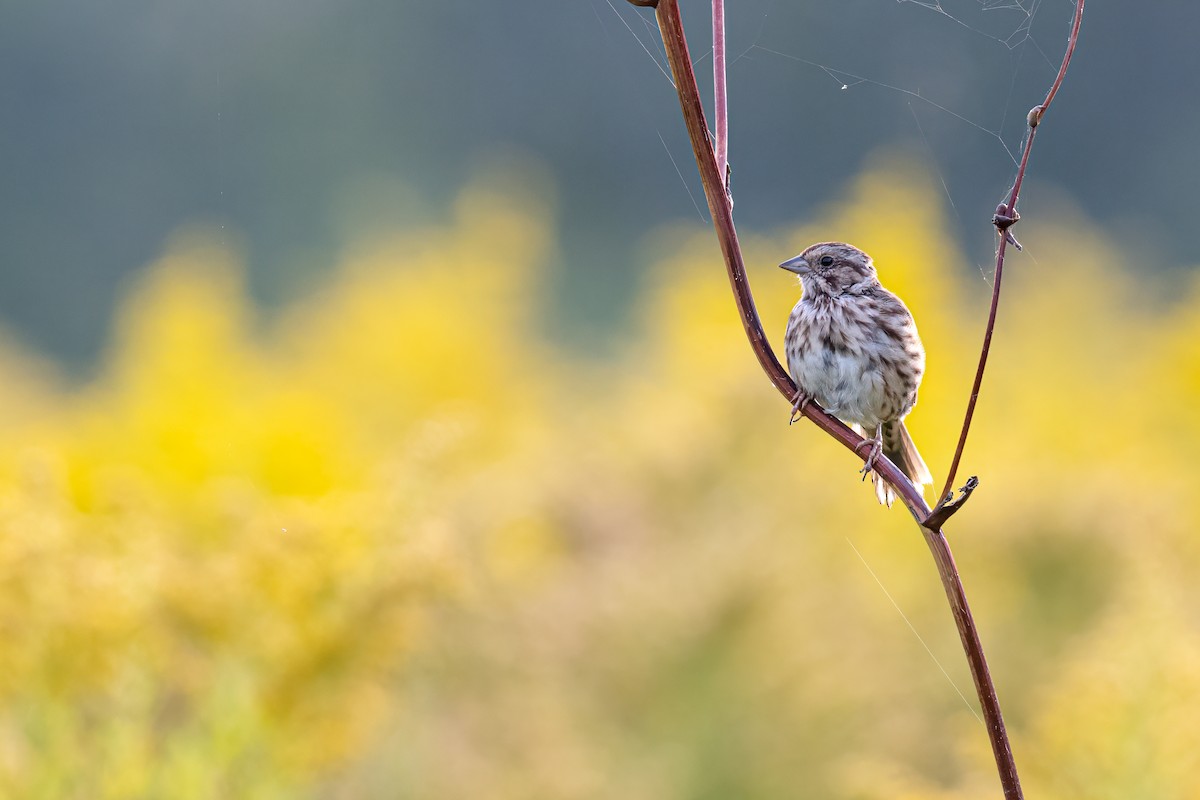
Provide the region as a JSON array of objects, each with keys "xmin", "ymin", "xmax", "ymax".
[{"xmin": 1, "ymin": 159, "xmax": 1198, "ymax": 798}]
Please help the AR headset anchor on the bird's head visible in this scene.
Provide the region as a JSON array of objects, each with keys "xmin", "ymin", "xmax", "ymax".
[{"xmin": 780, "ymin": 242, "xmax": 878, "ymax": 296}]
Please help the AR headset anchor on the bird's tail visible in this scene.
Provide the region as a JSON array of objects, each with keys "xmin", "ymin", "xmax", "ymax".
[{"xmin": 874, "ymin": 421, "xmax": 933, "ymax": 507}]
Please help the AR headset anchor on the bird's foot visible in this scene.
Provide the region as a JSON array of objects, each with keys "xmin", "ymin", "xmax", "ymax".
[
  {"xmin": 855, "ymin": 428, "xmax": 884, "ymax": 478},
  {"xmin": 789, "ymin": 389, "xmax": 813, "ymax": 425}
]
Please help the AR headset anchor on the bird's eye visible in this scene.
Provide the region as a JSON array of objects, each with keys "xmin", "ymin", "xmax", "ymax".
[{"xmin": 819, "ymin": 255, "xmax": 835, "ymax": 267}]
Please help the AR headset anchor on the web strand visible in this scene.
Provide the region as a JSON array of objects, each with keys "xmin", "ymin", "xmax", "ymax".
[
  {"xmin": 846, "ymin": 538, "xmax": 984, "ymax": 725},
  {"xmin": 752, "ymin": 45, "xmax": 1020, "ymax": 166},
  {"xmin": 598, "ymin": 0, "xmax": 1055, "ymax": 236}
]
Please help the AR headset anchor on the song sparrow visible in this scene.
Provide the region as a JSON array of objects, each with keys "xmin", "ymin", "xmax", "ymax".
[{"xmin": 781, "ymin": 242, "xmax": 932, "ymax": 506}]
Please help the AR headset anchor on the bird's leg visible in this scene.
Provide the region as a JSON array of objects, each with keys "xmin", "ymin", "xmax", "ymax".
[
  {"xmin": 855, "ymin": 424, "xmax": 884, "ymax": 476},
  {"xmin": 789, "ymin": 388, "xmax": 813, "ymax": 425}
]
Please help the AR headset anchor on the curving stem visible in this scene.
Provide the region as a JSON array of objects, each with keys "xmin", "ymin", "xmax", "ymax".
[
  {"xmin": 623, "ymin": 0, "xmax": 1031, "ymax": 796},
  {"xmin": 932, "ymin": 0, "xmax": 1086, "ymax": 524}
]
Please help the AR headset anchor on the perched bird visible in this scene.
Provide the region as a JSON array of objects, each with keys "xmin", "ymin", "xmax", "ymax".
[{"xmin": 781, "ymin": 242, "xmax": 932, "ymax": 506}]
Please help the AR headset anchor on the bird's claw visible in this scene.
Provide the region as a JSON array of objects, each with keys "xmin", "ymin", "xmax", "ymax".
[
  {"xmin": 789, "ymin": 389, "xmax": 813, "ymax": 425},
  {"xmin": 855, "ymin": 434, "xmax": 883, "ymax": 478}
]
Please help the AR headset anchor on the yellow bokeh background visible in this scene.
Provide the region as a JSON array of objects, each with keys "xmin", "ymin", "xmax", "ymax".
[{"xmin": 1, "ymin": 157, "xmax": 1198, "ymax": 798}]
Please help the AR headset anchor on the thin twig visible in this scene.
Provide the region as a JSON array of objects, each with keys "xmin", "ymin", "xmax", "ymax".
[
  {"xmin": 712, "ymin": 0, "xmax": 728, "ymax": 187},
  {"xmin": 925, "ymin": 475, "xmax": 979, "ymax": 529},
  {"xmin": 641, "ymin": 0, "xmax": 923, "ymax": 515},
  {"xmin": 934, "ymin": 0, "xmax": 1085, "ymax": 512},
  {"xmin": 624, "ymin": 1, "xmax": 1025, "ymax": 796}
]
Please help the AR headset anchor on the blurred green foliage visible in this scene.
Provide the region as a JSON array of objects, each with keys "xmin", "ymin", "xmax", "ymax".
[{"xmin": 0, "ymin": 159, "xmax": 1197, "ymax": 797}]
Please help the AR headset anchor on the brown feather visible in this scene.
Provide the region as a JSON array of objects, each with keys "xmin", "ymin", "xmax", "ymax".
[{"xmin": 782, "ymin": 242, "xmax": 933, "ymax": 507}]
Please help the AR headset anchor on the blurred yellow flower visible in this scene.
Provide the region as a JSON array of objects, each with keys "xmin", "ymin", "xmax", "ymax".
[{"xmin": 0, "ymin": 159, "xmax": 1197, "ymax": 798}]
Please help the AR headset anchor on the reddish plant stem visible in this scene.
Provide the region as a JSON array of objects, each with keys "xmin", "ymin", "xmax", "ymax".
[
  {"xmin": 626, "ymin": 1, "xmax": 1023, "ymax": 796},
  {"xmin": 712, "ymin": 0, "xmax": 728, "ymax": 183},
  {"xmin": 933, "ymin": 0, "xmax": 1085, "ymax": 516}
]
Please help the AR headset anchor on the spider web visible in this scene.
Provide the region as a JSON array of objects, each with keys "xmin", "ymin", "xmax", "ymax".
[
  {"xmin": 593, "ymin": 0, "xmax": 1074, "ymax": 277},
  {"xmin": 588, "ymin": 0, "xmax": 1077, "ymax": 716}
]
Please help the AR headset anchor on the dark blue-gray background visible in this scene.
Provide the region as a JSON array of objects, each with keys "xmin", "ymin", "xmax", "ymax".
[{"xmin": 0, "ymin": 1, "xmax": 1182, "ymax": 368}]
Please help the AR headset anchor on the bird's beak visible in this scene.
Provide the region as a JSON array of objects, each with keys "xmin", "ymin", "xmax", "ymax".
[{"xmin": 779, "ymin": 255, "xmax": 810, "ymax": 275}]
